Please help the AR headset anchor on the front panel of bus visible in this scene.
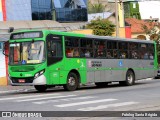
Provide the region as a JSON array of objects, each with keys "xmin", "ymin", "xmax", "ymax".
[{"xmin": 8, "ymin": 31, "xmax": 48, "ymax": 85}]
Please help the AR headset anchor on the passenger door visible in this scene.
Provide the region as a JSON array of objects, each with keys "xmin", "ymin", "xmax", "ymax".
[{"xmin": 46, "ymin": 34, "xmax": 63, "ymax": 85}]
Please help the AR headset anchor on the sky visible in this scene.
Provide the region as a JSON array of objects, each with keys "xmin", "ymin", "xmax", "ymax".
[{"xmin": 139, "ymin": 1, "xmax": 160, "ymax": 21}]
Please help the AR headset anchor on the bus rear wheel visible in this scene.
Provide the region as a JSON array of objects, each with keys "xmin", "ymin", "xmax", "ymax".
[
  {"xmin": 120, "ymin": 70, "xmax": 135, "ymax": 86},
  {"xmin": 63, "ymin": 72, "xmax": 78, "ymax": 91},
  {"xmin": 95, "ymin": 82, "xmax": 108, "ymax": 88},
  {"xmin": 34, "ymin": 85, "xmax": 47, "ymax": 92}
]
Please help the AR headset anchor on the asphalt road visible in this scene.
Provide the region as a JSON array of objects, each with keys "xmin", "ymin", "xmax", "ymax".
[{"xmin": 0, "ymin": 79, "xmax": 160, "ymax": 120}]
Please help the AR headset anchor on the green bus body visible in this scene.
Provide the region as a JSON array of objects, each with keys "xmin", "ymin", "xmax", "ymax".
[{"xmin": 8, "ymin": 30, "xmax": 158, "ymax": 91}]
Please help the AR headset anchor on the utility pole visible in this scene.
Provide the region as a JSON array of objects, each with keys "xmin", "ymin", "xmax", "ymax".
[{"xmin": 115, "ymin": 0, "xmax": 119, "ymax": 37}]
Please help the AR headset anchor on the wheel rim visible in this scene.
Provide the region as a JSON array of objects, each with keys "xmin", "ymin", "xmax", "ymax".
[
  {"xmin": 68, "ymin": 76, "xmax": 76, "ymax": 86},
  {"xmin": 127, "ymin": 73, "xmax": 133, "ymax": 84}
]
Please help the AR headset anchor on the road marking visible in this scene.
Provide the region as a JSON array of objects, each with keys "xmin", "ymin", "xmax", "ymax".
[
  {"xmin": 78, "ymin": 102, "xmax": 138, "ymax": 111},
  {"xmin": 33, "ymin": 96, "xmax": 95, "ymax": 105},
  {"xmin": 0, "ymin": 88, "xmax": 35, "ymax": 94},
  {"xmin": 16, "ymin": 95, "xmax": 76, "ymax": 102},
  {"xmin": 55, "ymin": 99, "xmax": 117, "ymax": 107},
  {"xmin": 0, "ymin": 93, "xmax": 60, "ymax": 101}
]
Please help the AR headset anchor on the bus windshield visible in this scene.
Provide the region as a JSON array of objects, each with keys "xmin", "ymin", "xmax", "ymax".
[{"xmin": 9, "ymin": 41, "xmax": 45, "ymax": 65}]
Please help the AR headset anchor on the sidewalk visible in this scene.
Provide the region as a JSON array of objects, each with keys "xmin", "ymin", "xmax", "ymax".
[{"xmin": 0, "ymin": 85, "xmax": 34, "ymax": 94}]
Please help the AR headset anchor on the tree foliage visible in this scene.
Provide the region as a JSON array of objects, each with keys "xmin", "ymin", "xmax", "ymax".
[
  {"xmin": 142, "ymin": 23, "xmax": 160, "ymax": 64},
  {"xmin": 86, "ymin": 18, "xmax": 115, "ymax": 36},
  {"xmin": 88, "ymin": 0, "xmax": 107, "ymax": 14}
]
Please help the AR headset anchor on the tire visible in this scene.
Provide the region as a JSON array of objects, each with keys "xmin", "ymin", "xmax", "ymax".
[
  {"xmin": 34, "ymin": 85, "xmax": 47, "ymax": 92},
  {"xmin": 63, "ymin": 72, "xmax": 79, "ymax": 91},
  {"xmin": 120, "ymin": 70, "xmax": 135, "ymax": 86},
  {"xmin": 95, "ymin": 82, "xmax": 108, "ymax": 88},
  {"xmin": 154, "ymin": 76, "xmax": 159, "ymax": 79}
]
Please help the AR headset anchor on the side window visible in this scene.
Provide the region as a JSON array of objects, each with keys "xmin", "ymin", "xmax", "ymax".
[
  {"xmin": 80, "ymin": 39, "xmax": 93, "ymax": 58},
  {"xmin": 139, "ymin": 43, "xmax": 149, "ymax": 59},
  {"xmin": 129, "ymin": 42, "xmax": 139, "ymax": 59},
  {"xmin": 94, "ymin": 40, "xmax": 106, "ymax": 58},
  {"xmin": 65, "ymin": 37, "xmax": 80, "ymax": 57},
  {"xmin": 107, "ymin": 41, "xmax": 118, "ymax": 59},
  {"xmin": 47, "ymin": 35, "xmax": 63, "ymax": 66},
  {"xmin": 148, "ymin": 44, "xmax": 154, "ymax": 60},
  {"xmin": 118, "ymin": 42, "xmax": 128, "ymax": 59}
]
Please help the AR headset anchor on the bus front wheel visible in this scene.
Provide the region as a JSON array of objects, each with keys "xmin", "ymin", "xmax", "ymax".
[
  {"xmin": 63, "ymin": 72, "xmax": 78, "ymax": 91},
  {"xmin": 34, "ymin": 85, "xmax": 47, "ymax": 92}
]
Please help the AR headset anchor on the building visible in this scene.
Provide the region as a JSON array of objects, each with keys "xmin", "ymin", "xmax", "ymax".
[
  {"xmin": 123, "ymin": 0, "xmax": 141, "ymax": 19},
  {"xmin": 1, "ymin": 0, "xmax": 88, "ymax": 22},
  {"xmin": 125, "ymin": 18, "xmax": 160, "ymax": 40}
]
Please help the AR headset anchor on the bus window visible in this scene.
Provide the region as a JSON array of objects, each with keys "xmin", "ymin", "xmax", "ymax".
[
  {"xmin": 80, "ymin": 48, "xmax": 93, "ymax": 58},
  {"xmin": 129, "ymin": 42, "xmax": 138, "ymax": 50},
  {"xmin": 139, "ymin": 43, "xmax": 149, "ymax": 59},
  {"xmin": 94, "ymin": 40, "xmax": 106, "ymax": 58},
  {"xmin": 129, "ymin": 42, "xmax": 139, "ymax": 59},
  {"xmin": 65, "ymin": 37, "xmax": 79, "ymax": 47},
  {"xmin": 47, "ymin": 35, "xmax": 63, "ymax": 65},
  {"xmin": 65, "ymin": 37, "xmax": 80, "ymax": 58},
  {"xmin": 119, "ymin": 51, "xmax": 128, "ymax": 59},
  {"xmin": 118, "ymin": 42, "xmax": 128, "ymax": 59},
  {"xmin": 130, "ymin": 51, "xmax": 139, "ymax": 59},
  {"xmin": 80, "ymin": 38, "xmax": 92, "ymax": 48},
  {"xmin": 80, "ymin": 38, "xmax": 93, "ymax": 58},
  {"xmin": 107, "ymin": 41, "xmax": 118, "ymax": 59},
  {"xmin": 148, "ymin": 44, "xmax": 154, "ymax": 60},
  {"xmin": 119, "ymin": 42, "xmax": 128, "ymax": 50}
]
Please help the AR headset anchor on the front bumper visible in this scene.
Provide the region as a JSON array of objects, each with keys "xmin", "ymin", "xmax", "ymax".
[{"xmin": 9, "ymin": 75, "xmax": 47, "ymax": 86}]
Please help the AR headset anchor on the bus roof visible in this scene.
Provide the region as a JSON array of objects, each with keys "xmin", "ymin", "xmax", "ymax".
[{"xmin": 11, "ymin": 29, "xmax": 154, "ymax": 44}]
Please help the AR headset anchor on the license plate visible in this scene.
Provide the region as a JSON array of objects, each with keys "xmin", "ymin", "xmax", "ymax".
[{"xmin": 18, "ymin": 79, "xmax": 25, "ymax": 83}]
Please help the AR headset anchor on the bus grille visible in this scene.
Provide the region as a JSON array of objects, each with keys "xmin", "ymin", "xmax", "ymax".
[{"xmin": 10, "ymin": 77, "xmax": 34, "ymax": 83}]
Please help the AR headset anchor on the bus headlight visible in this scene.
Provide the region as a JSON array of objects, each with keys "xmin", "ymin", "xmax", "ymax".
[{"xmin": 34, "ymin": 69, "xmax": 45, "ymax": 79}]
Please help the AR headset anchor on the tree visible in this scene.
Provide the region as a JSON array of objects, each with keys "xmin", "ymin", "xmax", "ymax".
[
  {"xmin": 88, "ymin": 0, "xmax": 108, "ymax": 14},
  {"xmin": 142, "ymin": 23, "xmax": 160, "ymax": 64},
  {"xmin": 86, "ymin": 18, "xmax": 115, "ymax": 36}
]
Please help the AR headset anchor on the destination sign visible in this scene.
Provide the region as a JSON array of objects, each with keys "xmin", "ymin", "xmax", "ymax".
[{"xmin": 10, "ymin": 32, "xmax": 43, "ymax": 39}]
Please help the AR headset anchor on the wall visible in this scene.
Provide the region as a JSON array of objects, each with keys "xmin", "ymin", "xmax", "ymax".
[
  {"xmin": 125, "ymin": 26, "xmax": 131, "ymax": 38},
  {"xmin": 112, "ymin": 27, "xmax": 126, "ymax": 38},
  {"xmin": 0, "ymin": 42, "xmax": 7, "ymax": 85},
  {"xmin": 118, "ymin": 3, "xmax": 125, "ymax": 27},
  {"xmin": 72, "ymin": 27, "xmax": 126, "ymax": 38},
  {"xmin": 0, "ymin": 0, "xmax": 2, "ymax": 21},
  {"xmin": 72, "ymin": 29, "xmax": 93, "ymax": 35},
  {"xmin": 6, "ymin": 0, "xmax": 32, "ymax": 21}
]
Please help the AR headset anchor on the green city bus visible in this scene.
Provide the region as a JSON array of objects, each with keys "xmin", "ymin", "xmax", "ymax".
[{"xmin": 8, "ymin": 30, "xmax": 158, "ymax": 92}]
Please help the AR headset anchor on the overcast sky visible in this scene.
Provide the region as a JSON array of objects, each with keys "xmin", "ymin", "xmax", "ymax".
[{"xmin": 139, "ymin": 1, "xmax": 160, "ymax": 21}]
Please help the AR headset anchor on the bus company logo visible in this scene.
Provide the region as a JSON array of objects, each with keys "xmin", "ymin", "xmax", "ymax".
[
  {"xmin": 2, "ymin": 112, "xmax": 11, "ymax": 117},
  {"xmin": 20, "ymin": 73, "xmax": 23, "ymax": 76},
  {"xmin": 119, "ymin": 61, "xmax": 123, "ymax": 67},
  {"xmin": 80, "ymin": 62, "xmax": 85, "ymax": 68}
]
